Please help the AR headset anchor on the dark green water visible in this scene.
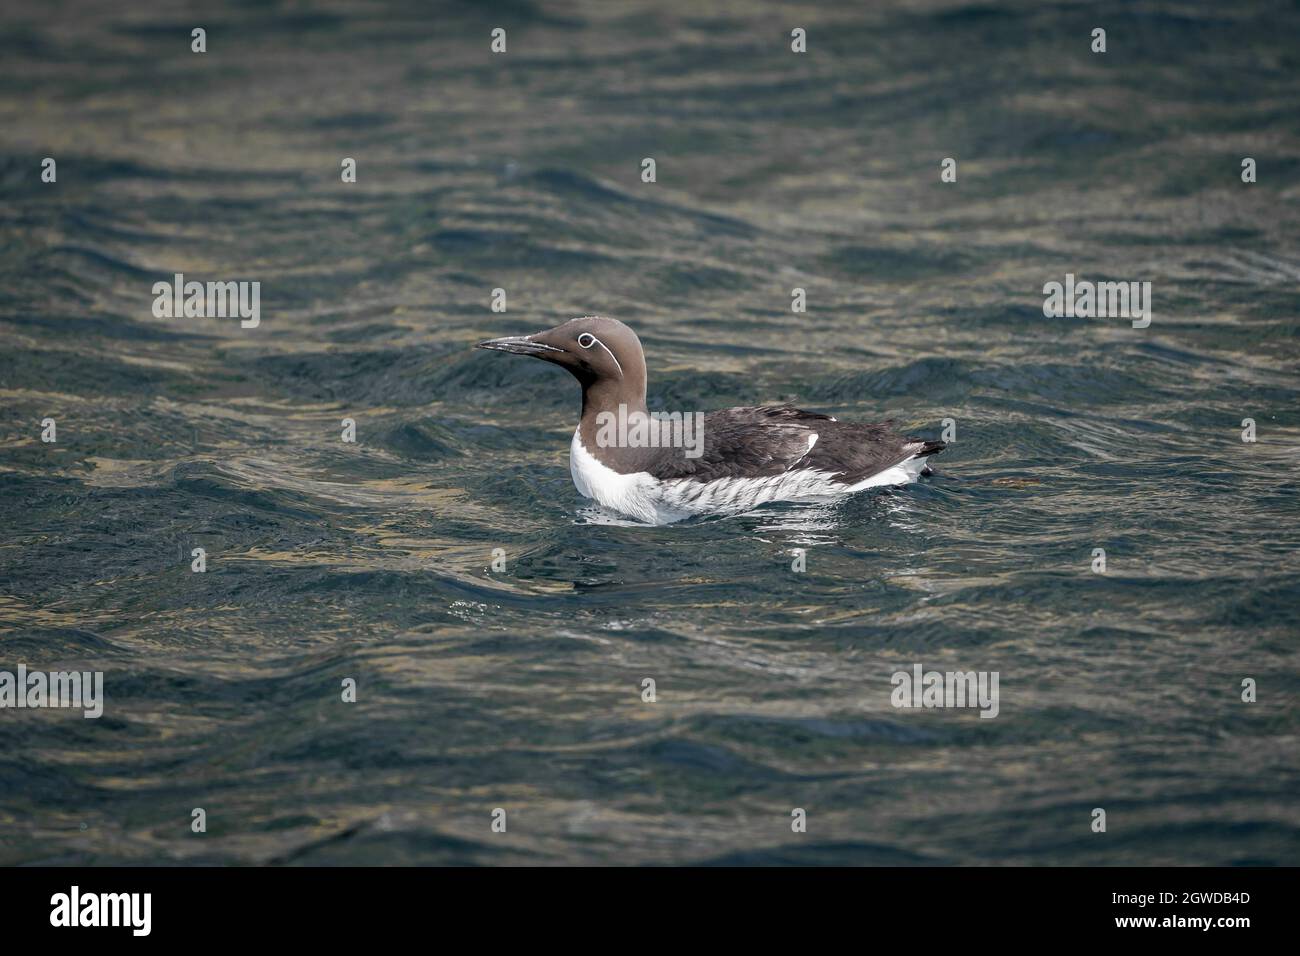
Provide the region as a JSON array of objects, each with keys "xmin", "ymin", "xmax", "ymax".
[{"xmin": 1, "ymin": 0, "xmax": 1298, "ymax": 865}]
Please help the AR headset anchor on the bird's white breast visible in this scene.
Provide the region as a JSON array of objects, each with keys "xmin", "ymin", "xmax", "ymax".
[{"xmin": 569, "ymin": 430, "xmax": 673, "ymax": 524}]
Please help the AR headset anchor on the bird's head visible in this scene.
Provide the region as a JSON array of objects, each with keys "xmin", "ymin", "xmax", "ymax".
[{"xmin": 476, "ymin": 316, "xmax": 646, "ymax": 393}]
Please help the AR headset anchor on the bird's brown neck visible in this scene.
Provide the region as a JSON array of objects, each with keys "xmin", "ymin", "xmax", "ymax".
[{"xmin": 577, "ymin": 368, "xmax": 649, "ymax": 469}]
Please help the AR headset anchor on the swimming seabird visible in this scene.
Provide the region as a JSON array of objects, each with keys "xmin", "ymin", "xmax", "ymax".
[{"xmin": 476, "ymin": 316, "xmax": 945, "ymax": 524}]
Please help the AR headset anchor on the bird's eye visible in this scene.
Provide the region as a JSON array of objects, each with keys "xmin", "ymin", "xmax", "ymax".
[{"xmin": 577, "ymin": 333, "xmax": 596, "ymax": 349}]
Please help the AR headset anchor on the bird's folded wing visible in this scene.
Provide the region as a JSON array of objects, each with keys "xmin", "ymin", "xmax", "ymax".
[{"xmin": 646, "ymin": 404, "xmax": 834, "ymax": 482}]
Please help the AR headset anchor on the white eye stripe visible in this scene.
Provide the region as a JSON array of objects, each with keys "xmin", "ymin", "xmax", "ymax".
[{"xmin": 579, "ymin": 333, "xmax": 623, "ymax": 378}]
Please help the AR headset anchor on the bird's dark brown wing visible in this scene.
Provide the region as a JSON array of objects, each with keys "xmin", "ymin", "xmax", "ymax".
[{"xmin": 643, "ymin": 404, "xmax": 942, "ymax": 484}]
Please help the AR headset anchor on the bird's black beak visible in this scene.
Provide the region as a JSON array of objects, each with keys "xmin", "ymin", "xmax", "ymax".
[{"xmin": 475, "ymin": 334, "xmax": 564, "ymax": 357}]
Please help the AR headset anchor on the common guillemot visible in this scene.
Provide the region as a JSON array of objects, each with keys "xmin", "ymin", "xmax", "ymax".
[{"xmin": 476, "ymin": 317, "xmax": 945, "ymax": 524}]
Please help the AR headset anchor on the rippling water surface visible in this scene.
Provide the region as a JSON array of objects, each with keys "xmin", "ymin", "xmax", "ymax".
[{"xmin": 1, "ymin": 0, "xmax": 1298, "ymax": 865}]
